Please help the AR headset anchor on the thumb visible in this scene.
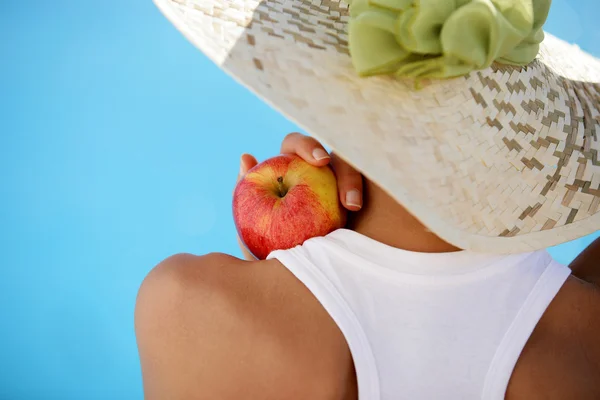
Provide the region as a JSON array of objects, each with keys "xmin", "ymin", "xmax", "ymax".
[
  {"xmin": 238, "ymin": 153, "xmax": 258, "ymax": 181},
  {"xmin": 234, "ymin": 154, "xmax": 259, "ymax": 261},
  {"xmin": 235, "ymin": 154, "xmax": 259, "ymax": 197}
]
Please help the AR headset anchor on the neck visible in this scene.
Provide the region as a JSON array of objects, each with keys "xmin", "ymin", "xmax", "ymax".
[{"xmin": 346, "ymin": 180, "xmax": 461, "ymax": 253}]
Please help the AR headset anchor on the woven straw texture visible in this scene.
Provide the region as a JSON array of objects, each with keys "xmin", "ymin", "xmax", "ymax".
[{"xmin": 155, "ymin": 0, "xmax": 600, "ymax": 253}]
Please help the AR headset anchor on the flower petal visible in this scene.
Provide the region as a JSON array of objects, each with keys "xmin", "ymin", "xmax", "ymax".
[
  {"xmin": 349, "ymin": 13, "xmax": 411, "ymax": 76},
  {"xmin": 398, "ymin": 0, "xmax": 458, "ymax": 54}
]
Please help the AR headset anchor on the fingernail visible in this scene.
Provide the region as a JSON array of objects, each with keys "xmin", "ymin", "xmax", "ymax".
[
  {"xmin": 346, "ymin": 189, "xmax": 362, "ymax": 208},
  {"xmin": 312, "ymin": 148, "xmax": 330, "ymax": 161}
]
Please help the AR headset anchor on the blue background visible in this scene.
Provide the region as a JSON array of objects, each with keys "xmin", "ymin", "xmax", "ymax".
[{"xmin": 1, "ymin": 0, "xmax": 599, "ymax": 399}]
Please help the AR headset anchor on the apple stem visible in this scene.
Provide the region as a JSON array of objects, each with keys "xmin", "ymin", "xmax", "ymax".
[{"xmin": 277, "ymin": 176, "xmax": 287, "ymax": 197}]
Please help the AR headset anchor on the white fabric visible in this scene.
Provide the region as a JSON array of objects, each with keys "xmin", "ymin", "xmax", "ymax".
[{"xmin": 267, "ymin": 229, "xmax": 571, "ymax": 400}]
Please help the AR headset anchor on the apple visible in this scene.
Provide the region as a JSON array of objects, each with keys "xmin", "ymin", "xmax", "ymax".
[{"xmin": 233, "ymin": 154, "xmax": 347, "ymax": 260}]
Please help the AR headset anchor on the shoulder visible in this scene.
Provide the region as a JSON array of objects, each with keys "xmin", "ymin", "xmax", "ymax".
[
  {"xmin": 138, "ymin": 251, "xmax": 350, "ymax": 346},
  {"xmin": 136, "ymin": 252, "xmax": 298, "ymax": 327},
  {"xmin": 506, "ymin": 275, "xmax": 600, "ymax": 400},
  {"xmin": 137, "ymin": 252, "xmax": 302, "ymax": 301},
  {"xmin": 135, "ymin": 252, "xmax": 355, "ymax": 400}
]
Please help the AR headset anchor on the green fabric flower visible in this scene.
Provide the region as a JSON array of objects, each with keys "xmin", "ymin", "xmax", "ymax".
[{"xmin": 347, "ymin": 0, "xmax": 551, "ymax": 78}]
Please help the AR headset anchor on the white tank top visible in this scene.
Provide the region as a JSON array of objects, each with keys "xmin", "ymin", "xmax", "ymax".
[{"xmin": 267, "ymin": 229, "xmax": 571, "ymax": 400}]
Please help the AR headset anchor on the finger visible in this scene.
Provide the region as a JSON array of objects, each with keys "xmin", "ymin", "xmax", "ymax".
[
  {"xmin": 235, "ymin": 154, "xmax": 259, "ymax": 261},
  {"xmin": 331, "ymin": 153, "xmax": 363, "ymax": 211},
  {"xmin": 237, "ymin": 153, "xmax": 258, "ymax": 183},
  {"xmin": 280, "ymin": 132, "xmax": 330, "ymax": 166},
  {"xmin": 234, "ymin": 153, "xmax": 258, "ymax": 196}
]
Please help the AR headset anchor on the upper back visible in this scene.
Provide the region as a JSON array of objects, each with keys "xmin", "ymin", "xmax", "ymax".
[{"xmin": 265, "ymin": 229, "xmax": 597, "ymax": 399}]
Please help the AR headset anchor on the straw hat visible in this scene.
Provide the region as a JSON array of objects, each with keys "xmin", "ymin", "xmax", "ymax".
[{"xmin": 154, "ymin": 0, "xmax": 600, "ymax": 253}]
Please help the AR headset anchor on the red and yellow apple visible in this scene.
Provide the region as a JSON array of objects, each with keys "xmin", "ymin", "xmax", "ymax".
[{"xmin": 233, "ymin": 154, "xmax": 346, "ymax": 260}]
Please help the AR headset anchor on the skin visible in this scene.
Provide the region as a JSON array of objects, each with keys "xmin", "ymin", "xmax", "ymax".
[{"xmin": 135, "ymin": 133, "xmax": 600, "ymax": 399}]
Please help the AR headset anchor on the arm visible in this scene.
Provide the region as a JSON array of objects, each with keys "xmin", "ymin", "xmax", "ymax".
[
  {"xmin": 568, "ymin": 236, "xmax": 600, "ymax": 288},
  {"xmin": 505, "ymin": 239, "xmax": 600, "ymax": 399}
]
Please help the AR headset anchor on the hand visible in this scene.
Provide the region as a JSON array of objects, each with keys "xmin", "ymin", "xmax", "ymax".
[{"xmin": 235, "ymin": 132, "xmax": 364, "ymax": 260}]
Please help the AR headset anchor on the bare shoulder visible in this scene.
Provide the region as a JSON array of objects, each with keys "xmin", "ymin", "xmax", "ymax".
[
  {"xmin": 135, "ymin": 252, "xmax": 356, "ymax": 400},
  {"xmin": 506, "ymin": 275, "xmax": 600, "ymax": 400}
]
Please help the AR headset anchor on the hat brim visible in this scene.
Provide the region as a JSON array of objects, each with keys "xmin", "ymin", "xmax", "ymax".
[{"xmin": 155, "ymin": 0, "xmax": 600, "ymax": 253}]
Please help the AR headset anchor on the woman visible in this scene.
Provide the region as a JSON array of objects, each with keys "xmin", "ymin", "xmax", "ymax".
[
  {"xmin": 135, "ymin": 134, "xmax": 600, "ymax": 399},
  {"xmin": 138, "ymin": 0, "xmax": 600, "ymax": 398}
]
